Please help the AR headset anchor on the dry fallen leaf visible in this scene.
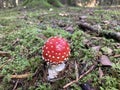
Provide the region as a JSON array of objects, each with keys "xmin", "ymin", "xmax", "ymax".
[
  {"xmin": 99, "ymin": 55, "xmax": 113, "ymax": 66},
  {"xmin": 91, "ymin": 46, "xmax": 101, "ymax": 52},
  {"xmin": 37, "ymin": 33, "xmax": 47, "ymax": 40},
  {"xmin": 101, "ymin": 47, "xmax": 113, "ymax": 55},
  {"xmin": 59, "ymin": 12, "xmax": 68, "ymax": 17},
  {"xmin": 65, "ymin": 25, "xmax": 74, "ymax": 34},
  {"xmin": 79, "ymin": 15, "xmax": 87, "ymax": 20}
]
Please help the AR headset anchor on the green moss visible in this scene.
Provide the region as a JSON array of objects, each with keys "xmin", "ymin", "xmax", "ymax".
[
  {"xmin": 100, "ymin": 76, "xmax": 119, "ymax": 90},
  {"xmin": 42, "ymin": 27, "xmax": 71, "ymax": 38}
]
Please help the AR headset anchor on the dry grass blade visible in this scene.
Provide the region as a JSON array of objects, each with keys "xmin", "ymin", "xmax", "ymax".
[{"xmin": 75, "ymin": 60, "xmax": 79, "ymax": 81}]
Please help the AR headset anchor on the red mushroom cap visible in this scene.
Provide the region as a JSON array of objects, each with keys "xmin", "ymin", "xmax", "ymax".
[{"xmin": 42, "ymin": 36, "xmax": 70, "ymax": 64}]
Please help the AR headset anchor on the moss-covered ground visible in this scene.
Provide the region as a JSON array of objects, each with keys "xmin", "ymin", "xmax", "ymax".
[{"xmin": 0, "ymin": 6, "xmax": 120, "ymax": 90}]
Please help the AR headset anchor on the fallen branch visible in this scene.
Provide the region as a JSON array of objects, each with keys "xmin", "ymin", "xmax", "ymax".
[
  {"xmin": 78, "ymin": 23, "xmax": 99, "ymax": 33},
  {"xmin": 78, "ymin": 22, "xmax": 120, "ymax": 42},
  {"xmin": 63, "ymin": 65, "xmax": 95, "ymax": 88}
]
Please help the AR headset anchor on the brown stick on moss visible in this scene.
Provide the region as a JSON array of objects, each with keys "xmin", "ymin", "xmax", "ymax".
[
  {"xmin": 78, "ymin": 22, "xmax": 120, "ymax": 42},
  {"xmin": 0, "ymin": 73, "xmax": 33, "ymax": 79},
  {"xmin": 11, "ymin": 73, "xmax": 33, "ymax": 79}
]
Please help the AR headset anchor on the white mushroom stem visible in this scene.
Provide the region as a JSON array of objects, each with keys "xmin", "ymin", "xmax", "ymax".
[{"xmin": 47, "ymin": 62, "xmax": 65, "ymax": 81}]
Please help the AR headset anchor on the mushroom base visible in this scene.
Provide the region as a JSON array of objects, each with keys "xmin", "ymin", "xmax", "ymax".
[{"xmin": 47, "ymin": 62, "xmax": 65, "ymax": 81}]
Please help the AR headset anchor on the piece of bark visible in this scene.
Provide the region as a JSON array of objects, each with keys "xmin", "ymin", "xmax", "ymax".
[{"xmin": 78, "ymin": 22, "xmax": 120, "ymax": 42}]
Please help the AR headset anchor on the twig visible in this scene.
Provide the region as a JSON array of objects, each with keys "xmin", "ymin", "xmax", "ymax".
[
  {"xmin": 12, "ymin": 38, "xmax": 20, "ymax": 46},
  {"xmin": 13, "ymin": 79, "xmax": 19, "ymax": 90},
  {"xmin": 0, "ymin": 73, "xmax": 33, "ymax": 79},
  {"xmin": 75, "ymin": 61, "xmax": 79, "ymax": 80},
  {"xmin": 63, "ymin": 65, "xmax": 95, "ymax": 88},
  {"xmin": 11, "ymin": 73, "xmax": 33, "ymax": 79}
]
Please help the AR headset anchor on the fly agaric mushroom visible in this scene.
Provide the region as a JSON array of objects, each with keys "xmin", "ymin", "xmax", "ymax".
[{"xmin": 42, "ymin": 36, "xmax": 70, "ymax": 80}]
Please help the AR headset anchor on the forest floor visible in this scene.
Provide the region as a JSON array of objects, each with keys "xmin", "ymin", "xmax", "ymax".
[{"xmin": 0, "ymin": 6, "xmax": 120, "ymax": 90}]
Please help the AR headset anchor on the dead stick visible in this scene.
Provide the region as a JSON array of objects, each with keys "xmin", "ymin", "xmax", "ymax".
[
  {"xmin": 0, "ymin": 73, "xmax": 33, "ymax": 79},
  {"xmin": 63, "ymin": 65, "xmax": 95, "ymax": 88},
  {"xmin": 13, "ymin": 79, "xmax": 19, "ymax": 90},
  {"xmin": 11, "ymin": 73, "xmax": 33, "ymax": 79},
  {"xmin": 78, "ymin": 23, "xmax": 120, "ymax": 42},
  {"xmin": 78, "ymin": 23, "xmax": 98, "ymax": 33}
]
